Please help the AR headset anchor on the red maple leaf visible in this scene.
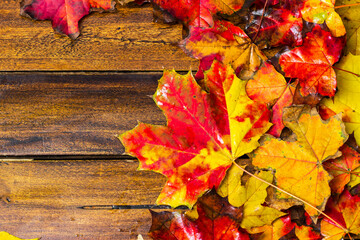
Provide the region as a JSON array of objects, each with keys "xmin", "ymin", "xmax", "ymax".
[
  {"xmin": 279, "ymin": 25, "xmax": 345, "ymax": 97},
  {"xmin": 152, "ymin": 0, "xmax": 244, "ymax": 28},
  {"xmin": 245, "ymin": 8, "xmax": 303, "ymax": 48},
  {"xmin": 252, "ymin": 0, "xmax": 305, "ymax": 17},
  {"xmin": 149, "ymin": 191, "xmax": 250, "ymax": 240},
  {"xmin": 321, "ymin": 190, "xmax": 360, "ymax": 239},
  {"xmin": 21, "ymin": 0, "xmax": 115, "ymax": 38},
  {"xmin": 323, "ymin": 145, "xmax": 360, "ymax": 194},
  {"xmin": 120, "ymin": 61, "xmax": 271, "ymax": 208}
]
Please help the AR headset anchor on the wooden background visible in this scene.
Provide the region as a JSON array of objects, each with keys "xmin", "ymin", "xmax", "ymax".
[{"xmin": 0, "ymin": 1, "xmax": 198, "ymax": 239}]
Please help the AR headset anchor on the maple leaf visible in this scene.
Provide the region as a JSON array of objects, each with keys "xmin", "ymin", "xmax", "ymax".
[
  {"xmin": 180, "ymin": 20, "xmax": 267, "ymax": 80},
  {"xmin": 349, "ymin": 169, "xmax": 360, "ymax": 189},
  {"xmin": 149, "ymin": 191, "xmax": 250, "ymax": 240},
  {"xmin": 300, "ymin": 0, "xmax": 346, "ymax": 37},
  {"xmin": 295, "ymin": 225, "xmax": 322, "ymax": 239},
  {"xmin": 335, "ymin": 0, "xmax": 360, "ymax": 54},
  {"xmin": 251, "ymin": 211, "xmax": 321, "ymax": 239},
  {"xmin": 245, "ymin": 62, "xmax": 297, "ymax": 137},
  {"xmin": 252, "ymin": 105, "xmax": 348, "ymax": 220},
  {"xmin": 0, "ymin": 232, "xmax": 38, "ymax": 240},
  {"xmin": 20, "ymin": 0, "xmax": 115, "ymax": 39},
  {"xmin": 279, "ymin": 25, "xmax": 345, "ymax": 97},
  {"xmin": 246, "ymin": 62, "xmax": 287, "ymax": 105},
  {"xmin": 152, "ymin": 0, "xmax": 244, "ymax": 28},
  {"xmin": 195, "ymin": 54, "xmax": 223, "ymax": 81},
  {"xmin": 323, "ymin": 145, "xmax": 360, "ymax": 194},
  {"xmin": 321, "ymin": 53, "xmax": 360, "ymax": 146},
  {"xmin": 321, "ymin": 190, "xmax": 360, "ymax": 239},
  {"xmin": 218, "ymin": 168, "xmax": 286, "ymax": 230},
  {"xmin": 250, "ymin": 215, "xmax": 295, "ymax": 240},
  {"xmin": 120, "ymin": 61, "xmax": 271, "ymax": 208},
  {"xmin": 268, "ymin": 81, "xmax": 297, "ymax": 137},
  {"xmin": 253, "ymin": 0, "xmax": 307, "ymax": 18},
  {"xmin": 245, "ymin": 8, "xmax": 303, "ymax": 49}
]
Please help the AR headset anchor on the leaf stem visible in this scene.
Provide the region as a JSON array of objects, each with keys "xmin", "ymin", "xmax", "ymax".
[
  {"xmin": 334, "ymin": 3, "xmax": 360, "ymax": 9},
  {"xmin": 333, "ymin": 66, "xmax": 360, "ymax": 77},
  {"xmin": 233, "ymin": 162, "xmax": 349, "ymax": 233},
  {"xmin": 252, "ymin": 0, "xmax": 269, "ymax": 42}
]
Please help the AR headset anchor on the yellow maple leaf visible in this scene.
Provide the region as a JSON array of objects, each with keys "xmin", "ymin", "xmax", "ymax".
[
  {"xmin": 335, "ymin": 0, "xmax": 360, "ymax": 54},
  {"xmin": 252, "ymin": 105, "xmax": 348, "ymax": 221},
  {"xmin": 218, "ymin": 169, "xmax": 285, "ymax": 230},
  {"xmin": 322, "ymin": 53, "xmax": 360, "ymax": 146}
]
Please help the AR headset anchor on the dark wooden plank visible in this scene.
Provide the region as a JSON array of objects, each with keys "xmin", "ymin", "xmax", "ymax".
[
  {"xmin": 1, "ymin": 208, "xmax": 152, "ymax": 240},
  {"xmin": 0, "ymin": 1, "xmax": 198, "ymax": 71},
  {"xmin": 0, "ymin": 159, "xmax": 165, "ymax": 206},
  {"xmin": 0, "ymin": 73, "xmax": 167, "ymax": 156},
  {"xmin": 0, "ymin": 159, "xmax": 165, "ymax": 239}
]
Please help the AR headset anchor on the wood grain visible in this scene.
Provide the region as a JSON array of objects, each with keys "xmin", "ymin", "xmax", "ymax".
[
  {"xmin": 0, "ymin": 73, "xmax": 167, "ymax": 156},
  {"xmin": 2, "ymin": 208, "xmax": 153, "ymax": 240},
  {"xmin": 0, "ymin": 159, "xmax": 165, "ymax": 239},
  {"xmin": 0, "ymin": 1, "xmax": 198, "ymax": 71},
  {"xmin": 1, "ymin": 2, "xmax": 197, "ymax": 238}
]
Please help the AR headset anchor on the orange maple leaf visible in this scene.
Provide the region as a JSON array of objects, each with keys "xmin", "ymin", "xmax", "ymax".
[{"xmin": 245, "ymin": 62, "xmax": 297, "ymax": 137}]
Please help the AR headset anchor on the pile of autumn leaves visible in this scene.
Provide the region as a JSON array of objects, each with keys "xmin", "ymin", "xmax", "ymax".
[
  {"xmin": 120, "ymin": 0, "xmax": 360, "ymax": 239},
  {"xmin": 20, "ymin": 0, "xmax": 360, "ymax": 239}
]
